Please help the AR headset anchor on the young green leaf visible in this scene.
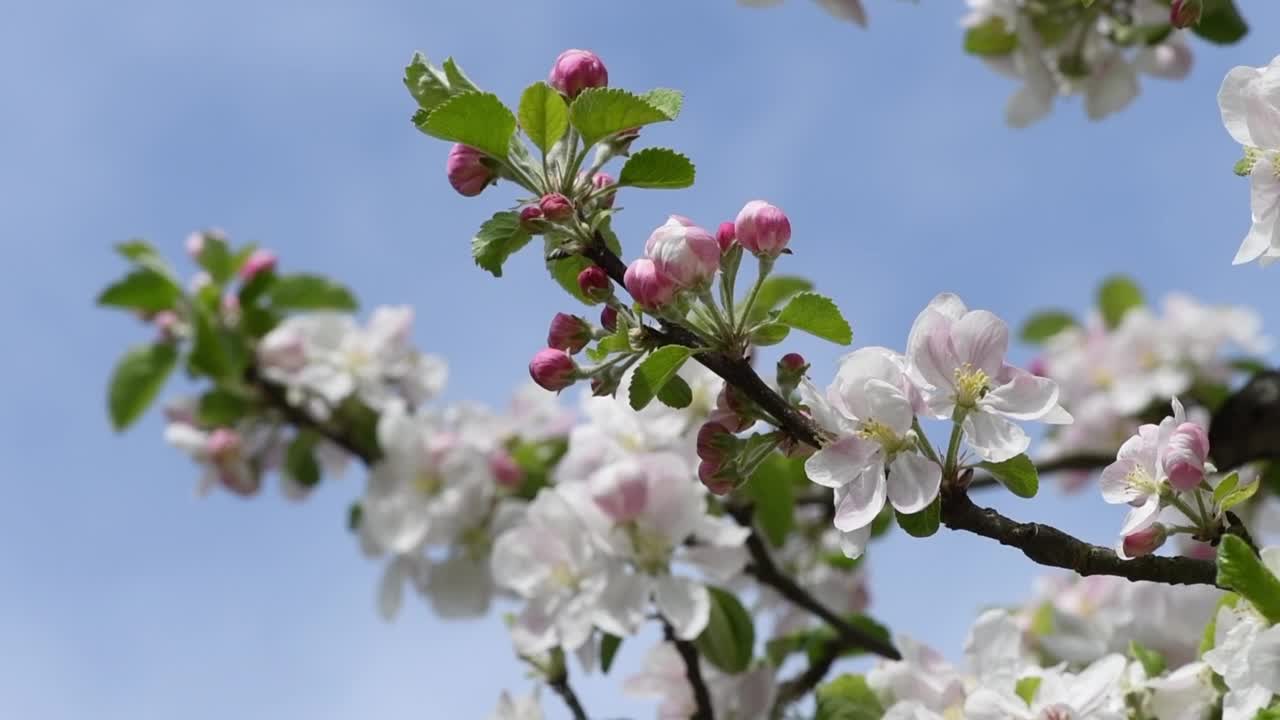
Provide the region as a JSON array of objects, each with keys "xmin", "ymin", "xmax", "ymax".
[
  {"xmin": 629, "ymin": 346, "xmax": 693, "ymax": 410},
  {"xmin": 777, "ymin": 292, "xmax": 853, "ymax": 345},
  {"xmin": 269, "ymin": 274, "xmax": 358, "ymax": 311},
  {"xmin": 1015, "ymin": 676, "xmax": 1042, "ymax": 705},
  {"xmin": 472, "ymin": 211, "xmax": 533, "ymax": 277},
  {"xmin": 744, "ymin": 275, "xmax": 814, "ymax": 325},
  {"xmin": 640, "ymin": 88, "xmax": 683, "ymax": 119},
  {"xmin": 188, "ymin": 307, "xmax": 239, "ymax": 381},
  {"xmin": 404, "ymin": 52, "xmax": 454, "ymax": 113},
  {"xmin": 197, "ymin": 388, "xmax": 250, "ymax": 426},
  {"xmin": 1193, "ymin": 0, "xmax": 1248, "ymax": 44},
  {"xmin": 964, "ymin": 17, "xmax": 1019, "ymax": 56},
  {"xmin": 1097, "ymin": 275, "xmax": 1144, "ymax": 329},
  {"xmin": 1128, "ymin": 640, "xmax": 1167, "ymax": 677},
  {"xmin": 1219, "ymin": 476, "xmax": 1260, "ymax": 513},
  {"xmin": 108, "ymin": 343, "xmax": 178, "ymax": 431},
  {"xmin": 1213, "ymin": 471, "xmax": 1241, "ymax": 505},
  {"xmin": 618, "ymin": 148, "xmax": 695, "ymax": 189},
  {"xmin": 600, "ymin": 633, "xmax": 623, "ymax": 674},
  {"xmin": 695, "ymin": 587, "xmax": 755, "ymax": 674},
  {"xmin": 417, "ymin": 92, "xmax": 517, "ymax": 160},
  {"xmin": 655, "ymin": 375, "xmax": 693, "ymax": 409},
  {"xmin": 977, "ymin": 454, "xmax": 1040, "ymax": 498},
  {"xmin": 441, "ymin": 57, "xmax": 480, "ymax": 94},
  {"xmin": 286, "ymin": 431, "xmax": 322, "ymax": 488},
  {"xmin": 815, "ymin": 674, "xmax": 884, "ymax": 720},
  {"xmin": 746, "ymin": 453, "xmax": 799, "ymax": 547},
  {"xmin": 97, "ymin": 269, "xmax": 182, "ymax": 313},
  {"xmin": 569, "ymin": 88, "xmax": 673, "ymax": 148},
  {"xmin": 749, "ymin": 323, "xmax": 790, "ymax": 347},
  {"xmin": 1019, "ymin": 310, "xmax": 1078, "ymax": 344},
  {"xmin": 195, "ymin": 233, "xmax": 235, "ymax": 284},
  {"xmin": 518, "ymin": 82, "xmax": 570, "ymax": 154},
  {"xmin": 895, "ymin": 494, "xmax": 941, "ymax": 538},
  {"xmin": 1216, "ymin": 535, "xmax": 1280, "ymax": 623}
]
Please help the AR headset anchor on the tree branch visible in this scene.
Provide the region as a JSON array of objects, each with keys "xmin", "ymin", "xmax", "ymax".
[
  {"xmin": 546, "ymin": 667, "xmax": 589, "ymax": 720},
  {"xmin": 940, "ymin": 488, "xmax": 1220, "ymax": 587},
  {"xmin": 663, "ymin": 622, "xmax": 714, "ymax": 720},
  {"xmin": 246, "ymin": 365, "xmax": 381, "ymax": 463}
]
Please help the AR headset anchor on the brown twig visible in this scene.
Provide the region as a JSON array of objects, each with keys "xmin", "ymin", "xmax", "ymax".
[
  {"xmin": 663, "ymin": 622, "xmax": 714, "ymax": 720},
  {"xmin": 547, "ymin": 669, "xmax": 589, "ymax": 720}
]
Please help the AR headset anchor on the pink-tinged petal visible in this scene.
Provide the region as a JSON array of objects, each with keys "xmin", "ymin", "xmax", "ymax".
[
  {"xmin": 981, "ymin": 370, "xmax": 1060, "ymax": 420},
  {"xmin": 886, "ymin": 452, "xmax": 942, "ymax": 515},
  {"xmin": 860, "ymin": 379, "xmax": 915, "ymax": 435},
  {"xmin": 1219, "ymin": 65, "xmax": 1263, "ymax": 146},
  {"xmin": 805, "ymin": 435, "xmax": 877, "ymax": 489},
  {"xmin": 952, "ymin": 310, "xmax": 1009, "ymax": 379},
  {"xmin": 832, "ymin": 464, "xmax": 887, "ymax": 531},
  {"xmin": 962, "ymin": 411, "xmax": 1029, "ymax": 463},
  {"xmin": 1099, "ymin": 458, "xmax": 1143, "ymax": 505},
  {"xmin": 593, "ymin": 569, "xmax": 649, "ymax": 638},
  {"xmin": 1118, "ymin": 494, "xmax": 1162, "ymax": 535},
  {"xmin": 839, "ymin": 524, "xmax": 873, "ymax": 560},
  {"xmin": 798, "ymin": 378, "xmax": 852, "ymax": 433},
  {"xmin": 655, "ymin": 575, "xmax": 710, "ymax": 640},
  {"xmin": 907, "ymin": 310, "xmax": 956, "ymax": 392},
  {"xmin": 510, "ymin": 595, "xmax": 560, "ymax": 655},
  {"xmin": 964, "ymin": 689, "xmax": 1034, "ymax": 720}
]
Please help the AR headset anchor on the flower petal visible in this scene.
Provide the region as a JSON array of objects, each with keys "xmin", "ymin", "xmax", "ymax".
[
  {"xmin": 1220, "ymin": 65, "xmax": 1264, "ymax": 146},
  {"xmin": 962, "ymin": 411, "xmax": 1029, "ymax": 463},
  {"xmin": 839, "ymin": 523, "xmax": 873, "ymax": 560},
  {"xmin": 655, "ymin": 575, "xmax": 711, "ymax": 640},
  {"xmin": 805, "ymin": 435, "xmax": 877, "ymax": 489},
  {"xmin": 982, "ymin": 369, "xmax": 1060, "ymax": 421},
  {"xmin": 832, "ymin": 464, "xmax": 887, "ymax": 532},
  {"xmin": 886, "ymin": 452, "xmax": 941, "ymax": 515},
  {"xmin": 952, "ymin": 310, "xmax": 1009, "ymax": 379}
]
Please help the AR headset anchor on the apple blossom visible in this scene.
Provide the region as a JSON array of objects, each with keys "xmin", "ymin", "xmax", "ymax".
[
  {"xmin": 624, "ymin": 257, "xmax": 677, "ymax": 309},
  {"xmin": 907, "ymin": 293, "xmax": 1071, "ymax": 462},
  {"xmin": 1219, "ymin": 55, "xmax": 1280, "ymax": 266},
  {"xmin": 734, "ymin": 200, "xmax": 790, "ymax": 256},
  {"xmin": 547, "ymin": 49, "xmax": 608, "ymax": 98},
  {"xmin": 528, "ymin": 348, "xmax": 577, "ymax": 391},
  {"xmin": 1203, "ymin": 594, "xmax": 1280, "ymax": 720},
  {"xmin": 644, "ymin": 216, "xmax": 720, "ymax": 288},
  {"xmin": 164, "ymin": 422, "xmax": 259, "ymax": 497},
  {"xmin": 624, "ymin": 642, "xmax": 777, "ymax": 720},
  {"xmin": 446, "ymin": 143, "xmax": 495, "ymax": 196},
  {"xmin": 964, "ymin": 653, "xmax": 1129, "ymax": 720},
  {"xmin": 803, "ymin": 347, "xmax": 941, "ymax": 557}
]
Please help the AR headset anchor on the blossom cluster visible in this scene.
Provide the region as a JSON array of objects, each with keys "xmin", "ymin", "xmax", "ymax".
[{"xmin": 1220, "ymin": 55, "xmax": 1280, "ymax": 267}]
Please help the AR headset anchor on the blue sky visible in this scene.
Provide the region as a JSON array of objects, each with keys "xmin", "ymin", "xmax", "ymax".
[{"xmin": 3, "ymin": 1, "xmax": 1279, "ymax": 718}]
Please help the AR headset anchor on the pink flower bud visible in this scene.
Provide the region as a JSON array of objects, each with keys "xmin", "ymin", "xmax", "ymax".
[
  {"xmin": 548, "ymin": 49, "xmax": 608, "ymax": 99},
  {"xmin": 519, "ymin": 205, "xmax": 545, "ymax": 232},
  {"xmin": 153, "ymin": 310, "xmax": 181, "ymax": 341},
  {"xmin": 600, "ymin": 305, "xmax": 619, "ymax": 332},
  {"xmin": 1169, "ymin": 0, "xmax": 1202, "ymax": 28},
  {"xmin": 698, "ymin": 459, "xmax": 735, "ymax": 496},
  {"xmin": 489, "ymin": 450, "xmax": 525, "ymax": 489},
  {"xmin": 446, "ymin": 144, "xmax": 496, "ymax": 197},
  {"xmin": 529, "ymin": 348, "xmax": 578, "ymax": 392},
  {"xmin": 577, "ymin": 266, "xmax": 612, "ymax": 302},
  {"xmin": 643, "ymin": 216, "xmax": 720, "ymax": 288},
  {"xmin": 697, "ymin": 421, "xmax": 735, "ymax": 464},
  {"xmin": 735, "ymin": 200, "xmax": 791, "ymax": 256},
  {"xmin": 185, "ymin": 228, "xmax": 227, "ymax": 260},
  {"xmin": 539, "ymin": 193, "xmax": 574, "ymax": 222},
  {"xmin": 592, "ymin": 465, "xmax": 649, "ymax": 523},
  {"xmin": 1122, "ymin": 523, "xmax": 1167, "ymax": 558},
  {"xmin": 592, "ymin": 172, "xmax": 617, "ymax": 208},
  {"xmin": 779, "ymin": 353, "xmax": 807, "ymax": 373},
  {"xmin": 238, "ymin": 249, "xmax": 277, "ymax": 281},
  {"xmin": 711, "ymin": 386, "xmax": 754, "ymax": 432},
  {"xmin": 1163, "ymin": 422, "xmax": 1211, "ymax": 491},
  {"xmin": 547, "ymin": 312, "xmax": 593, "ymax": 354},
  {"xmin": 624, "ymin": 258, "xmax": 677, "ymax": 309},
  {"xmin": 715, "ymin": 222, "xmax": 736, "ymax": 253},
  {"xmin": 207, "ymin": 428, "xmax": 242, "ymax": 461}
]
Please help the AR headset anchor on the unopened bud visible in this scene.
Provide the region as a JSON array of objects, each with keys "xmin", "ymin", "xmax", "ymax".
[
  {"xmin": 624, "ymin": 258, "xmax": 677, "ymax": 309},
  {"xmin": 539, "ymin": 193, "xmax": 574, "ymax": 222},
  {"xmin": 1121, "ymin": 524, "xmax": 1167, "ymax": 558},
  {"xmin": 153, "ymin": 310, "xmax": 182, "ymax": 341},
  {"xmin": 710, "ymin": 386, "xmax": 754, "ymax": 432},
  {"xmin": 185, "ymin": 228, "xmax": 226, "ymax": 260},
  {"xmin": 735, "ymin": 200, "xmax": 791, "ymax": 256},
  {"xmin": 577, "ymin": 266, "xmax": 612, "ymax": 303},
  {"xmin": 446, "ymin": 143, "xmax": 496, "ymax": 196},
  {"xmin": 591, "ymin": 366, "xmax": 624, "ymax": 397},
  {"xmin": 696, "ymin": 421, "xmax": 736, "ymax": 464},
  {"xmin": 591, "ymin": 172, "xmax": 617, "ymax": 209},
  {"xmin": 238, "ymin": 249, "xmax": 277, "ymax": 282},
  {"xmin": 777, "ymin": 353, "xmax": 809, "ymax": 395},
  {"xmin": 548, "ymin": 49, "xmax": 608, "ymax": 99},
  {"xmin": 715, "ymin": 222, "xmax": 736, "ymax": 253},
  {"xmin": 547, "ymin": 312, "xmax": 593, "ymax": 354},
  {"xmin": 1170, "ymin": 0, "xmax": 1202, "ymax": 28},
  {"xmin": 529, "ymin": 348, "xmax": 578, "ymax": 392},
  {"xmin": 698, "ymin": 459, "xmax": 736, "ymax": 496},
  {"xmin": 489, "ymin": 450, "xmax": 525, "ymax": 489},
  {"xmin": 519, "ymin": 205, "xmax": 546, "ymax": 233},
  {"xmin": 644, "ymin": 216, "xmax": 720, "ymax": 288},
  {"xmin": 600, "ymin": 305, "xmax": 619, "ymax": 332},
  {"xmin": 1163, "ymin": 422, "xmax": 1211, "ymax": 491}
]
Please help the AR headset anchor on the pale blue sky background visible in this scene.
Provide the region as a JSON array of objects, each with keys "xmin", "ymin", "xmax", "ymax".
[{"xmin": 3, "ymin": 1, "xmax": 1278, "ymax": 718}]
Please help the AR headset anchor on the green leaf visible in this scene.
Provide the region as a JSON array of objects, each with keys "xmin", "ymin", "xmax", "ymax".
[
  {"xmin": 417, "ymin": 92, "xmax": 517, "ymax": 160},
  {"xmin": 195, "ymin": 233, "xmax": 235, "ymax": 284},
  {"xmin": 1193, "ymin": 0, "xmax": 1248, "ymax": 44},
  {"xmin": 964, "ymin": 17, "xmax": 1019, "ymax": 56},
  {"xmin": 587, "ymin": 330, "xmax": 634, "ymax": 362},
  {"xmin": 1097, "ymin": 275, "xmax": 1144, "ymax": 329},
  {"xmin": 977, "ymin": 454, "xmax": 1039, "ymax": 498},
  {"xmin": 544, "ymin": 230, "xmax": 620, "ymax": 304},
  {"xmin": 269, "ymin": 274, "xmax": 358, "ymax": 311},
  {"xmin": 815, "ymin": 674, "xmax": 884, "ymax": 720},
  {"xmin": 404, "ymin": 52, "xmax": 454, "ymax": 113},
  {"xmin": 895, "ymin": 494, "xmax": 941, "ymax": 538},
  {"xmin": 745, "ymin": 275, "xmax": 813, "ymax": 325},
  {"xmin": 441, "ymin": 57, "xmax": 480, "ymax": 94},
  {"xmin": 518, "ymin": 82, "xmax": 569, "ymax": 154},
  {"xmin": 569, "ymin": 88, "xmax": 673, "ymax": 149},
  {"xmin": 1015, "ymin": 676, "xmax": 1042, "ymax": 705},
  {"xmin": 115, "ymin": 239, "xmax": 160, "ymax": 263},
  {"xmin": 97, "ymin": 269, "xmax": 182, "ymax": 313},
  {"xmin": 108, "ymin": 343, "xmax": 178, "ymax": 431},
  {"xmin": 600, "ymin": 633, "xmax": 623, "ymax": 674},
  {"xmin": 655, "ymin": 375, "xmax": 693, "ymax": 409},
  {"xmin": 472, "ymin": 211, "xmax": 533, "ymax": 277},
  {"xmin": 1129, "ymin": 640, "xmax": 1167, "ymax": 677},
  {"xmin": 1216, "ymin": 535, "xmax": 1280, "ymax": 623},
  {"xmin": 695, "ymin": 587, "xmax": 755, "ymax": 674},
  {"xmin": 640, "ymin": 88, "xmax": 683, "ymax": 119},
  {"xmin": 1020, "ymin": 310, "xmax": 1077, "ymax": 344},
  {"xmin": 618, "ymin": 148, "xmax": 695, "ymax": 189},
  {"xmin": 1231, "ymin": 357, "xmax": 1270, "ymax": 374},
  {"xmin": 1213, "ymin": 471, "xmax": 1241, "ymax": 505},
  {"xmin": 629, "ymin": 346, "xmax": 693, "ymax": 411},
  {"xmin": 286, "ymin": 431, "xmax": 322, "ymax": 488},
  {"xmin": 1220, "ymin": 476, "xmax": 1260, "ymax": 513},
  {"xmin": 197, "ymin": 388, "xmax": 250, "ymax": 426},
  {"xmin": 777, "ymin": 292, "xmax": 853, "ymax": 345},
  {"xmin": 188, "ymin": 306, "xmax": 244, "ymax": 382},
  {"xmin": 746, "ymin": 454, "xmax": 799, "ymax": 547},
  {"xmin": 750, "ymin": 323, "xmax": 790, "ymax": 347}
]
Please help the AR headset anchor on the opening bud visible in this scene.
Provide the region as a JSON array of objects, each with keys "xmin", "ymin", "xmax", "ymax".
[
  {"xmin": 735, "ymin": 200, "xmax": 791, "ymax": 256},
  {"xmin": 446, "ymin": 144, "xmax": 497, "ymax": 197},
  {"xmin": 547, "ymin": 312, "xmax": 593, "ymax": 354},
  {"xmin": 238, "ymin": 249, "xmax": 277, "ymax": 282},
  {"xmin": 644, "ymin": 216, "xmax": 720, "ymax": 288},
  {"xmin": 1121, "ymin": 523, "xmax": 1168, "ymax": 558},
  {"xmin": 548, "ymin": 49, "xmax": 609, "ymax": 99},
  {"xmin": 1163, "ymin": 422, "xmax": 1211, "ymax": 491},
  {"xmin": 624, "ymin": 258, "xmax": 677, "ymax": 309}
]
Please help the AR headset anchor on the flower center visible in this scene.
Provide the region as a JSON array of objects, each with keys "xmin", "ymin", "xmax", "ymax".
[
  {"xmin": 459, "ymin": 524, "xmax": 491, "ymax": 561},
  {"xmin": 549, "ymin": 562, "xmax": 579, "ymax": 590},
  {"xmin": 954, "ymin": 363, "xmax": 990, "ymax": 408},
  {"xmin": 1124, "ymin": 466, "xmax": 1158, "ymax": 496},
  {"xmin": 414, "ymin": 469, "xmax": 444, "ymax": 497},
  {"xmin": 627, "ymin": 524, "xmax": 672, "ymax": 575},
  {"xmin": 857, "ymin": 419, "xmax": 907, "ymax": 454}
]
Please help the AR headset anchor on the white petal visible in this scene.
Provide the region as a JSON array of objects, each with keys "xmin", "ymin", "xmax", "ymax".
[
  {"xmin": 1220, "ymin": 65, "xmax": 1264, "ymax": 146},
  {"xmin": 964, "ymin": 689, "xmax": 1033, "ymax": 720},
  {"xmin": 655, "ymin": 575, "xmax": 711, "ymax": 640},
  {"xmin": 1247, "ymin": 625, "xmax": 1280, "ymax": 694},
  {"xmin": 982, "ymin": 370, "xmax": 1060, "ymax": 420},
  {"xmin": 962, "ymin": 411, "xmax": 1029, "ymax": 462},
  {"xmin": 833, "ymin": 464, "xmax": 888, "ymax": 532},
  {"xmin": 886, "ymin": 453, "xmax": 941, "ymax": 515},
  {"xmin": 1086, "ymin": 55, "xmax": 1139, "ymax": 121},
  {"xmin": 594, "ymin": 570, "xmax": 650, "ymax": 638},
  {"xmin": 1118, "ymin": 494, "xmax": 1162, "ymax": 536},
  {"xmin": 1261, "ymin": 546, "xmax": 1280, "ymax": 578},
  {"xmin": 839, "ymin": 524, "xmax": 873, "ymax": 559},
  {"xmin": 952, "ymin": 310, "xmax": 1009, "ymax": 378},
  {"xmin": 1067, "ymin": 653, "xmax": 1126, "ymax": 710},
  {"xmin": 426, "ymin": 553, "xmax": 492, "ymax": 618},
  {"xmin": 377, "ymin": 557, "xmax": 408, "ymax": 621},
  {"xmin": 682, "ymin": 544, "xmax": 748, "ymax": 583},
  {"xmin": 805, "ymin": 435, "xmax": 877, "ymax": 489}
]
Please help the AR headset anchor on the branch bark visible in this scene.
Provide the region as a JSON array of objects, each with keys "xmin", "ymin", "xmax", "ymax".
[
  {"xmin": 547, "ymin": 669, "xmax": 589, "ymax": 720},
  {"xmin": 663, "ymin": 622, "xmax": 714, "ymax": 720}
]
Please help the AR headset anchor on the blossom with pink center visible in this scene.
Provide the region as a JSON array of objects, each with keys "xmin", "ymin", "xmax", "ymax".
[{"xmin": 1099, "ymin": 398, "xmax": 1189, "ymax": 537}]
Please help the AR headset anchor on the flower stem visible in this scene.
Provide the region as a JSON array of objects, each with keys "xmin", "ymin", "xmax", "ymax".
[
  {"xmin": 943, "ymin": 410, "xmax": 967, "ymax": 481},
  {"xmin": 912, "ymin": 418, "xmax": 943, "ymax": 466},
  {"xmin": 735, "ymin": 255, "xmax": 774, "ymax": 338}
]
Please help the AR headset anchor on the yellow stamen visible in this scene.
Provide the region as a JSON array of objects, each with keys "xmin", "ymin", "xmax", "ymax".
[{"xmin": 953, "ymin": 363, "xmax": 990, "ymax": 408}]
